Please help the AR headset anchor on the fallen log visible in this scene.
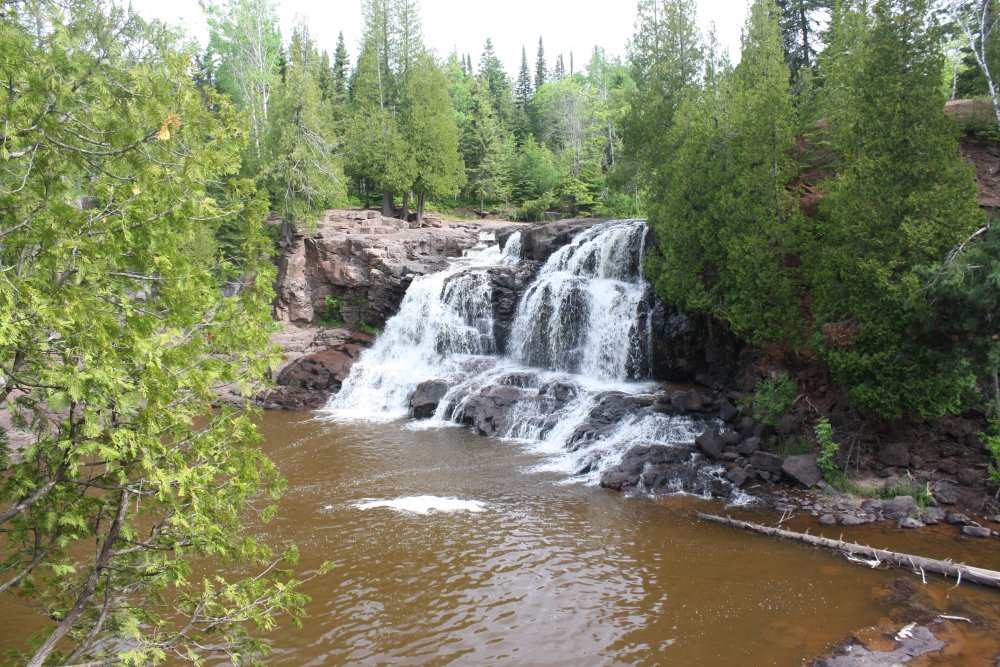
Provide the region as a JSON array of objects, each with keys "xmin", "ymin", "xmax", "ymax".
[{"xmin": 697, "ymin": 512, "xmax": 1000, "ymax": 589}]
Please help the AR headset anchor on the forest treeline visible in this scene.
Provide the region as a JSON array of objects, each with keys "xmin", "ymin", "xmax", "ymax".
[{"xmin": 199, "ymin": 0, "xmax": 638, "ymax": 226}]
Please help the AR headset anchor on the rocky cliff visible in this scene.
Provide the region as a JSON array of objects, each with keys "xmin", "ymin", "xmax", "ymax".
[{"xmin": 273, "ymin": 209, "xmax": 521, "ymax": 329}]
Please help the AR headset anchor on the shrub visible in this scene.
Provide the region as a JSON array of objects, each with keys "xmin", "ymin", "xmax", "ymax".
[
  {"xmin": 750, "ymin": 373, "xmax": 797, "ymax": 430},
  {"xmin": 318, "ymin": 295, "xmax": 343, "ymax": 327},
  {"xmin": 980, "ymin": 421, "xmax": 1000, "ymax": 486},
  {"xmin": 815, "ymin": 417, "xmax": 840, "ymax": 484}
]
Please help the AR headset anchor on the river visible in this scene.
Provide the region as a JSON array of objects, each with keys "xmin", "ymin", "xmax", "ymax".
[{"xmin": 241, "ymin": 411, "xmax": 998, "ymax": 666}]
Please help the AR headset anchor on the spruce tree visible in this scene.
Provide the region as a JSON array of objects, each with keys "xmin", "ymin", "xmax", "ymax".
[
  {"xmin": 535, "ymin": 36, "xmax": 547, "ymax": 89},
  {"xmin": 478, "ymin": 38, "xmax": 515, "ymax": 126},
  {"xmin": 554, "ymin": 54, "xmax": 565, "ymax": 79},
  {"xmin": 516, "ymin": 46, "xmax": 534, "ymax": 107},
  {"xmin": 463, "ymin": 81, "xmax": 514, "ymax": 212},
  {"xmin": 333, "ymin": 30, "xmax": 350, "ymax": 99}
]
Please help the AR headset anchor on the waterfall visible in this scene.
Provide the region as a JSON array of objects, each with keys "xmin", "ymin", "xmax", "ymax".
[
  {"xmin": 508, "ymin": 220, "xmax": 650, "ymax": 381},
  {"xmin": 322, "ymin": 220, "xmax": 713, "ymax": 487},
  {"xmin": 325, "ymin": 239, "xmax": 515, "ymax": 420}
]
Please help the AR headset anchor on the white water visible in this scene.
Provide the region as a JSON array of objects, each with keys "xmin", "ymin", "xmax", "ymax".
[
  {"xmin": 351, "ymin": 495, "xmax": 487, "ymax": 515},
  {"xmin": 509, "ymin": 220, "xmax": 651, "ymax": 381},
  {"xmin": 322, "ymin": 221, "xmax": 722, "ymax": 490}
]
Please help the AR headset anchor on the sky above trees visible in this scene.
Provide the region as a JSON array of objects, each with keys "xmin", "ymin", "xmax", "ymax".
[{"xmin": 126, "ymin": 0, "xmax": 749, "ymax": 73}]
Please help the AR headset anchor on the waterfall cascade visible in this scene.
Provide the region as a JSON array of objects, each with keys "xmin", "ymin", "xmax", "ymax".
[{"xmin": 323, "ymin": 220, "xmax": 718, "ymax": 488}]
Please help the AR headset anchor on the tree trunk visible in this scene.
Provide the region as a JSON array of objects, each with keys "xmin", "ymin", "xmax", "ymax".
[
  {"xmin": 480, "ymin": 194, "xmax": 484, "ymax": 216},
  {"xmin": 364, "ymin": 180, "xmax": 370, "ymax": 209},
  {"xmin": 382, "ymin": 189, "xmax": 394, "ymax": 217},
  {"xmin": 401, "ymin": 191, "xmax": 410, "ymax": 222},
  {"xmin": 698, "ymin": 513, "xmax": 1000, "ymax": 589},
  {"xmin": 27, "ymin": 491, "xmax": 131, "ymax": 667},
  {"xmin": 800, "ymin": 8, "xmax": 810, "ymax": 69},
  {"xmin": 416, "ymin": 192, "xmax": 426, "ymax": 227}
]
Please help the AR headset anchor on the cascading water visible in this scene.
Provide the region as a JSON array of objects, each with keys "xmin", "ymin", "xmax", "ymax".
[
  {"xmin": 508, "ymin": 221, "xmax": 651, "ymax": 381},
  {"xmin": 322, "ymin": 220, "xmax": 725, "ymax": 495}
]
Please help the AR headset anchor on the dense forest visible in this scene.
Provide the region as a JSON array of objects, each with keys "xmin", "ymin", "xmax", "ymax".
[{"xmin": 2, "ymin": 0, "xmax": 999, "ymax": 663}]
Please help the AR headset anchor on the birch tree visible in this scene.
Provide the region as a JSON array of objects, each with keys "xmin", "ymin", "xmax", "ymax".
[{"xmin": 204, "ymin": 0, "xmax": 281, "ymax": 160}]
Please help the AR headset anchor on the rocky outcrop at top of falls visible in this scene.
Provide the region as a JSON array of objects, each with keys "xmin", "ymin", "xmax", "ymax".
[{"xmin": 272, "ymin": 209, "xmax": 527, "ymax": 329}]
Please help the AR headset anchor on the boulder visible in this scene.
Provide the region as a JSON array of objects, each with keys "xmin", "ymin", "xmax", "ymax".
[
  {"xmin": 274, "ymin": 348, "xmax": 355, "ymax": 393},
  {"xmin": 877, "ymin": 442, "xmax": 911, "ymax": 468},
  {"xmin": 749, "ymin": 451, "xmax": 784, "ymax": 474},
  {"xmin": 956, "ymin": 467, "xmax": 980, "ymax": 487},
  {"xmin": 881, "ymin": 495, "xmax": 920, "ymax": 520},
  {"xmin": 781, "ymin": 454, "xmax": 823, "ymax": 488},
  {"xmin": 840, "ymin": 514, "xmax": 870, "ymax": 526},
  {"xmin": 945, "ymin": 512, "xmax": 972, "ymax": 525},
  {"xmin": 898, "ymin": 517, "xmax": 925, "ymax": 529},
  {"xmin": 961, "ymin": 526, "xmax": 992, "ymax": 538},
  {"xmin": 725, "ymin": 467, "xmax": 749, "ymax": 487},
  {"xmin": 719, "ymin": 400, "xmax": 738, "ymax": 422},
  {"xmin": 936, "ymin": 459, "xmax": 958, "ymax": 475},
  {"xmin": 671, "ymin": 390, "xmax": 705, "ymax": 412},
  {"xmin": 819, "ymin": 514, "xmax": 836, "ymax": 526},
  {"xmin": 410, "ymin": 379, "xmax": 450, "ymax": 419},
  {"xmin": 737, "ymin": 436, "xmax": 761, "ymax": 455},
  {"xmin": 695, "ymin": 428, "xmax": 724, "ymax": 459},
  {"xmin": 931, "ymin": 481, "xmax": 958, "ymax": 505}
]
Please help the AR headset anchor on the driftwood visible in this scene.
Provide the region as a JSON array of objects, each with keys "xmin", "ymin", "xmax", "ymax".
[{"xmin": 697, "ymin": 512, "xmax": 1000, "ymax": 589}]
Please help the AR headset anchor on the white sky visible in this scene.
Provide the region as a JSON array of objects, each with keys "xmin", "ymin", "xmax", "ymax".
[{"xmin": 127, "ymin": 0, "xmax": 749, "ymax": 75}]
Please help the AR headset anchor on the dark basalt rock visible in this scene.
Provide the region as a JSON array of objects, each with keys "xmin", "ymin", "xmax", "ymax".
[
  {"xmin": 877, "ymin": 442, "xmax": 911, "ymax": 468},
  {"xmin": 410, "ymin": 379, "xmax": 450, "ymax": 419},
  {"xmin": 781, "ymin": 454, "xmax": 822, "ymax": 488},
  {"xmin": 695, "ymin": 428, "xmax": 724, "ymax": 460},
  {"xmin": 881, "ymin": 495, "xmax": 920, "ymax": 520},
  {"xmin": 600, "ymin": 442, "xmax": 736, "ymax": 499},
  {"xmin": 749, "ymin": 451, "xmax": 785, "ymax": 475}
]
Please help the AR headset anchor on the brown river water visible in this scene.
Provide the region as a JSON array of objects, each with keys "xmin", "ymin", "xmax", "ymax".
[{"xmin": 2, "ymin": 410, "xmax": 999, "ymax": 665}]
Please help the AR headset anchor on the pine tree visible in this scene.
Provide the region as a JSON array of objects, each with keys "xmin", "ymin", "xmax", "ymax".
[
  {"xmin": 776, "ymin": 0, "xmax": 829, "ymax": 79},
  {"xmin": 812, "ymin": 0, "xmax": 986, "ymax": 417},
  {"xmin": 401, "ymin": 52, "xmax": 467, "ymax": 224},
  {"xmin": 535, "ymin": 36, "xmax": 547, "ymax": 89}
]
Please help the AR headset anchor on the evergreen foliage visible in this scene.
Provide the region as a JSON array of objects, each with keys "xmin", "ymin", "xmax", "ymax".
[
  {"xmin": 402, "ymin": 53, "xmax": 467, "ymax": 224},
  {"xmin": 535, "ymin": 36, "xmax": 547, "ymax": 90},
  {"xmin": 811, "ymin": 0, "xmax": 985, "ymax": 417},
  {"xmin": 0, "ymin": 1, "xmax": 316, "ymax": 663}
]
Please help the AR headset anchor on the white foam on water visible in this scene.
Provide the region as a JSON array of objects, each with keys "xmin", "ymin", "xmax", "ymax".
[{"xmin": 352, "ymin": 495, "xmax": 487, "ymax": 515}]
